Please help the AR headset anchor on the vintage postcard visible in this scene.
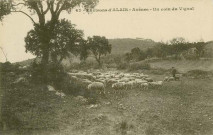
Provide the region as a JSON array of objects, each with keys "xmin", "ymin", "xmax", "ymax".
[{"xmin": 0, "ymin": 0, "xmax": 213, "ymax": 134}]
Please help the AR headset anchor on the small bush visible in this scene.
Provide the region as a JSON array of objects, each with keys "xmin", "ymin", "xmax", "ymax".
[
  {"xmin": 184, "ymin": 69, "xmax": 212, "ymax": 79},
  {"xmin": 0, "ymin": 62, "xmax": 20, "ymax": 73},
  {"xmin": 117, "ymin": 62, "xmax": 129, "ymax": 70},
  {"xmin": 30, "ymin": 61, "xmax": 65, "ymax": 87}
]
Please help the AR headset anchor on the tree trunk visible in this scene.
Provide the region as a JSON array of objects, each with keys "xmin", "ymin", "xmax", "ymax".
[
  {"xmin": 94, "ymin": 55, "xmax": 102, "ymax": 67},
  {"xmin": 97, "ymin": 59, "xmax": 102, "ymax": 67},
  {"xmin": 41, "ymin": 48, "xmax": 49, "ymax": 65},
  {"xmin": 40, "ymin": 43, "xmax": 50, "ymax": 83}
]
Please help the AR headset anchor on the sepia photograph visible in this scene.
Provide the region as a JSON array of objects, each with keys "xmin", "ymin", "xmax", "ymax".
[{"xmin": 0, "ymin": 0, "xmax": 213, "ymax": 134}]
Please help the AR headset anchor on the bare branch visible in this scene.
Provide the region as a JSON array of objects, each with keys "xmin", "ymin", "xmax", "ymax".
[
  {"xmin": 56, "ymin": 0, "xmax": 69, "ymax": 18},
  {"xmin": 0, "ymin": 47, "xmax": 8, "ymax": 62},
  {"xmin": 49, "ymin": 0, "xmax": 55, "ymax": 14},
  {"xmin": 43, "ymin": 1, "xmax": 50, "ymax": 14},
  {"xmin": 11, "ymin": 10, "xmax": 36, "ymax": 24},
  {"xmin": 38, "ymin": 1, "xmax": 44, "ymax": 13},
  {"xmin": 55, "ymin": 0, "xmax": 63, "ymax": 13}
]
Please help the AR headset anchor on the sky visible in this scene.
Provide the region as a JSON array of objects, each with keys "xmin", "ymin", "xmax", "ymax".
[{"xmin": 0, "ymin": 0, "xmax": 213, "ymax": 62}]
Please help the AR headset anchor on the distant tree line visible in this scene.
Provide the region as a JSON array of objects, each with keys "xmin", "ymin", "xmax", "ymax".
[{"xmin": 124, "ymin": 38, "xmax": 208, "ymax": 62}]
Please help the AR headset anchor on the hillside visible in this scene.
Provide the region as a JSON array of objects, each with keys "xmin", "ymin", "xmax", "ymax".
[
  {"xmin": 109, "ymin": 38, "xmax": 158, "ymax": 54},
  {"xmin": 205, "ymin": 41, "xmax": 213, "ymax": 50}
]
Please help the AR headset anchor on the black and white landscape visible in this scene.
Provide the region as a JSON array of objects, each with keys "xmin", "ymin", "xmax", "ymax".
[{"xmin": 0, "ymin": 0, "xmax": 213, "ymax": 135}]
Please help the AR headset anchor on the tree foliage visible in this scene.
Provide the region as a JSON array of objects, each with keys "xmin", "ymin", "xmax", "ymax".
[
  {"xmin": 0, "ymin": 0, "xmax": 12, "ymax": 21},
  {"xmin": 25, "ymin": 19, "xmax": 84, "ymax": 64},
  {"xmin": 87, "ymin": 36, "xmax": 111, "ymax": 66}
]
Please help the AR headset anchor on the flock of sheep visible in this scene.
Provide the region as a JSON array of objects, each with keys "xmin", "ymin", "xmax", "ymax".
[{"xmin": 67, "ymin": 70, "xmax": 176, "ymax": 94}]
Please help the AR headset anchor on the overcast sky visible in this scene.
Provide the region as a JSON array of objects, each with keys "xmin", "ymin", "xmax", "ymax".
[{"xmin": 0, "ymin": 0, "xmax": 213, "ymax": 63}]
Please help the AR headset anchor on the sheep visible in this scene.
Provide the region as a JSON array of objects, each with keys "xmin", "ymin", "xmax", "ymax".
[
  {"xmin": 87, "ymin": 82, "xmax": 105, "ymax": 94},
  {"xmin": 107, "ymin": 79, "xmax": 118, "ymax": 85},
  {"xmin": 119, "ymin": 77, "xmax": 130, "ymax": 82},
  {"xmin": 164, "ymin": 77, "xmax": 169, "ymax": 81},
  {"xmin": 96, "ymin": 79, "xmax": 106, "ymax": 86},
  {"xmin": 82, "ymin": 79, "xmax": 92, "ymax": 85},
  {"xmin": 149, "ymin": 81, "xmax": 163, "ymax": 86},
  {"xmin": 70, "ymin": 75, "xmax": 78, "ymax": 80},
  {"xmin": 55, "ymin": 91, "xmax": 66, "ymax": 97},
  {"xmin": 135, "ymin": 79, "xmax": 148, "ymax": 87},
  {"xmin": 145, "ymin": 77, "xmax": 153, "ymax": 82},
  {"xmin": 47, "ymin": 85, "xmax": 56, "ymax": 92},
  {"xmin": 125, "ymin": 81, "xmax": 135, "ymax": 90},
  {"xmin": 111, "ymin": 82, "xmax": 126, "ymax": 96},
  {"xmin": 140, "ymin": 83, "xmax": 149, "ymax": 90},
  {"xmin": 149, "ymin": 81, "xmax": 163, "ymax": 89},
  {"xmin": 164, "ymin": 77, "xmax": 175, "ymax": 82},
  {"xmin": 112, "ymin": 82, "xmax": 125, "ymax": 90}
]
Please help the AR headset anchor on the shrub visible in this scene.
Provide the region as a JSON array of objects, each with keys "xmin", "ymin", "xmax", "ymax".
[
  {"xmin": 117, "ymin": 62, "xmax": 129, "ymax": 70},
  {"xmin": 184, "ymin": 69, "xmax": 212, "ymax": 79},
  {"xmin": 0, "ymin": 62, "xmax": 20, "ymax": 73},
  {"xmin": 30, "ymin": 61, "xmax": 66, "ymax": 87}
]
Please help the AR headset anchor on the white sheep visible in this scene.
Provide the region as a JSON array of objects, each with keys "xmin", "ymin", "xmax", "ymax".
[
  {"xmin": 87, "ymin": 82, "xmax": 105, "ymax": 94},
  {"xmin": 149, "ymin": 81, "xmax": 164, "ymax": 88},
  {"xmin": 112, "ymin": 82, "xmax": 125, "ymax": 90},
  {"xmin": 55, "ymin": 91, "xmax": 66, "ymax": 98},
  {"xmin": 70, "ymin": 76, "xmax": 78, "ymax": 80},
  {"xmin": 145, "ymin": 77, "xmax": 153, "ymax": 82},
  {"xmin": 125, "ymin": 81, "xmax": 135, "ymax": 90},
  {"xmin": 82, "ymin": 79, "xmax": 92, "ymax": 85},
  {"xmin": 149, "ymin": 81, "xmax": 163, "ymax": 86},
  {"xmin": 164, "ymin": 77, "xmax": 175, "ymax": 82},
  {"xmin": 140, "ymin": 83, "xmax": 149, "ymax": 90},
  {"xmin": 119, "ymin": 77, "xmax": 130, "ymax": 82},
  {"xmin": 107, "ymin": 79, "xmax": 118, "ymax": 85},
  {"xmin": 135, "ymin": 79, "xmax": 148, "ymax": 87}
]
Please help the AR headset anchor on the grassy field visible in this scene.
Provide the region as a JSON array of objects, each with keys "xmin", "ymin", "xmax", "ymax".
[
  {"xmin": 2, "ymin": 73, "xmax": 213, "ymax": 135},
  {"xmin": 1, "ymin": 60, "xmax": 213, "ymax": 135},
  {"xmin": 47, "ymin": 76, "xmax": 213, "ymax": 135}
]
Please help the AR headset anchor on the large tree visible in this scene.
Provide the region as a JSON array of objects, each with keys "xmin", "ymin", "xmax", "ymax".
[
  {"xmin": 25, "ymin": 19, "xmax": 84, "ymax": 64},
  {"xmin": 0, "ymin": 0, "xmax": 99, "ymax": 65},
  {"xmin": 87, "ymin": 36, "xmax": 111, "ymax": 66}
]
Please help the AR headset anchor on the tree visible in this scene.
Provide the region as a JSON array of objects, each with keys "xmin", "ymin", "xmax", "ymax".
[
  {"xmin": 130, "ymin": 47, "xmax": 147, "ymax": 61},
  {"xmin": 131, "ymin": 47, "xmax": 141, "ymax": 60},
  {"xmin": 0, "ymin": 0, "xmax": 12, "ymax": 21},
  {"xmin": 194, "ymin": 42, "xmax": 205, "ymax": 58},
  {"xmin": 0, "ymin": 0, "xmax": 99, "ymax": 66},
  {"xmin": 79, "ymin": 40, "xmax": 89, "ymax": 62},
  {"xmin": 87, "ymin": 36, "xmax": 111, "ymax": 66},
  {"xmin": 169, "ymin": 37, "xmax": 187, "ymax": 45},
  {"xmin": 145, "ymin": 48, "xmax": 153, "ymax": 58},
  {"xmin": 124, "ymin": 52, "xmax": 132, "ymax": 62},
  {"xmin": 25, "ymin": 19, "xmax": 84, "ymax": 64}
]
